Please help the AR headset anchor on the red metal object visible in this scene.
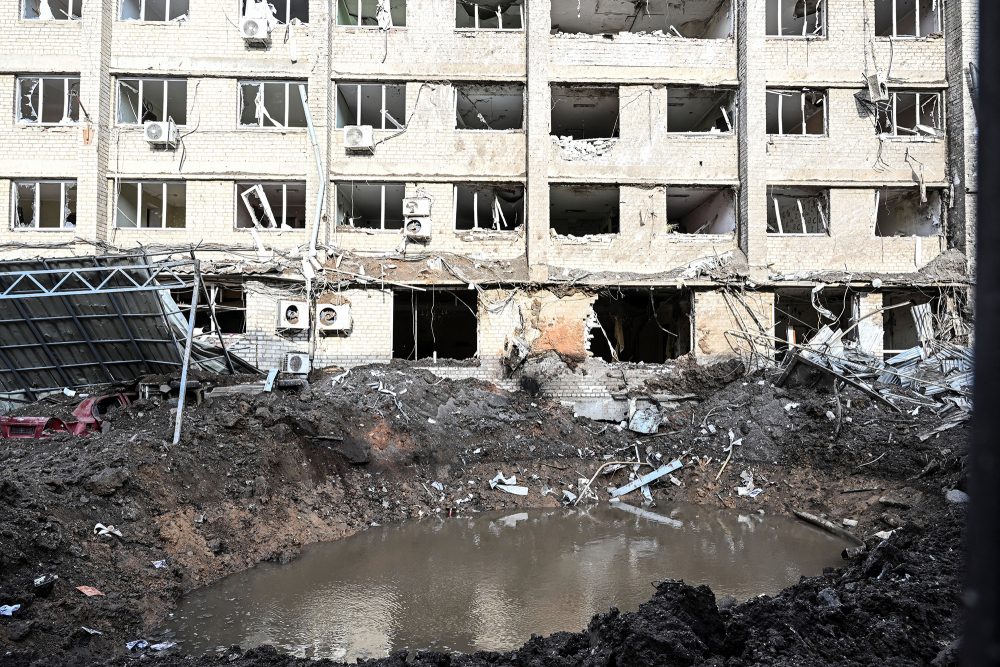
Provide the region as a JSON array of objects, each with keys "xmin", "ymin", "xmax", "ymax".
[{"xmin": 0, "ymin": 392, "xmax": 133, "ymax": 439}]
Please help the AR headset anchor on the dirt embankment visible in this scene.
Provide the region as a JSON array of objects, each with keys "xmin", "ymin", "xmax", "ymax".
[{"xmin": 0, "ymin": 361, "xmax": 967, "ymax": 666}]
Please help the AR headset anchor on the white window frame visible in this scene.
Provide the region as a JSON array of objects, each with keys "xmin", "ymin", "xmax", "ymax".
[
  {"xmin": 878, "ymin": 91, "xmax": 944, "ymax": 137},
  {"xmin": 767, "ymin": 0, "xmax": 825, "ymax": 38},
  {"xmin": 453, "ymin": 184, "xmax": 524, "ymax": 230},
  {"xmin": 114, "ymin": 180, "xmax": 186, "ymax": 229},
  {"xmin": 11, "ymin": 180, "xmax": 77, "ymax": 231},
  {"xmin": 766, "ymin": 89, "xmax": 827, "ymax": 136},
  {"xmin": 335, "ymin": 182, "xmax": 404, "ymax": 231},
  {"xmin": 22, "ymin": 0, "xmax": 81, "ymax": 20},
  {"xmin": 16, "ymin": 76, "xmax": 81, "ymax": 126},
  {"xmin": 456, "ymin": 1, "xmax": 523, "ymax": 31},
  {"xmin": 878, "ymin": 0, "xmax": 942, "ymax": 38},
  {"xmin": 119, "ymin": 0, "xmax": 189, "ymax": 21},
  {"xmin": 238, "ymin": 80, "xmax": 308, "ymax": 128},
  {"xmin": 235, "ymin": 182, "xmax": 306, "ymax": 230},
  {"xmin": 116, "ymin": 78, "xmax": 187, "ymax": 126},
  {"xmin": 337, "ymin": 0, "xmax": 401, "ymax": 27},
  {"xmin": 238, "ymin": 0, "xmax": 307, "ymax": 24},
  {"xmin": 335, "ymin": 83, "xmax": 405, "ymax": 130}
]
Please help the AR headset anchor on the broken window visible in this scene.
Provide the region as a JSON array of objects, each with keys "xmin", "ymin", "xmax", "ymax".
[
  {"xmin": 115, "ymin": 181, "xmax": 186, "ymax": 229},
  {"xmin": 22, "ymin": 0, "xmax": 80, "ymax": 19},
  {"xmin": 873, "ymin": 91, "xmax": 943, "ymax": 137},
  {"xmin": 336, "ymin": 0, "xmax": 406, "ymax": 27},
  {"xmin": 774, "ymin": 288, "xmax": 857, "ymax": 356},
  {"xmin": 883, "ymin": 291, "xmax": 940, "ymax": 354},
  {"xmin": 238, "ymin": 0, "xmax": 307, "ymax": 23},
  {"xmin": 551, "ymin": 85, "xmax": 619, "ymax": 139},
  {"xmin": 766, "ymin": 0, "xmax": 825, "ymax": 37},
  {"xmin": 455, "ymin": 184, "xmax": 524, "ymax": 231},
  {"xmin": 393, "ymin": 289, "xmax": 478, "ymax": 360},
  {"xmin": 875, "ymin": 188, "xmax": 943, "ymax": 237},
  {"xmin": 238, "ymin": 81, "xmax": 308, "ymax": 128},
  {"xmin": 551, "ymin": 0, "xmax": 731, "ymax": 37},
  {"xmin": 236, "ymin": 182, "xmax": 307, "ymax": 230},
  {"xmin": 335, "ymin": 182, "xmax": 405, "ymax": 230},
  {"xmin": 766, "ymin": 89, "xmax": 826, "ymax": 135},
  {"xmin": 335, "ymin": 83, "xmax": 406, "ymax": 130},
  {"xmin": 666, "ymin": 187, "xmax": 737, "ymax": 234},
  {"xmin": 117, "ymin": 78, "xmax": 187, "ymax": 125},
  {"xmin": 874, "ymin": 0, "xmax": 941, "ymax": 37},
  {"xmin": 11, "ymin": 180, "xmax": 77, "ymax": 230},
  {"xmin": 16, "ymin": 76, "xmax": 80, "ymax": 125},
  {"xmin": 455, "ymin": 1, "xmax": 522, "ymax": 29},
  {"xmin": 171, "ymin": 284, "xmax": 247, "ymax": 334},
  {"xmin": 767, "ymin": 187, "xmax": 829, "ymax": 234},
  {"xmin": 588, "ymin": 290, "xmax": 691, "ymax": 363},
  {"xmin": 667, "ymin": 87, "xmax": 735, "ymax": 133},
  {"xmin": 550, "ymin": 184, "xmax": 619, "ymax": 236},
  {"xmin": 120, "ymin": 0, "xmax": 190, "ymax": 21},
  {"xmin": 455, "ymin": 84, "xmax": 524, "ymax": 130}
]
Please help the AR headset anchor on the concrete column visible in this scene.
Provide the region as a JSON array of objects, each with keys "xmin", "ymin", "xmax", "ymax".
[
  {"xmin": 525, "ymin": 0, "xmax": 550, "ymax": 282},
  {"xmin": 739, "ymin": 0, "xmax": 768, "ymax": 282},
  {"xmin": 76, "ymin": 0, "xmax": 113, "ymax": 246}
]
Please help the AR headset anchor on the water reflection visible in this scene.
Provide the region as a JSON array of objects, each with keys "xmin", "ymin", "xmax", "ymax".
[{"xmin": 165, "ymin": 503, "xmax": 848, "ymax": 660}]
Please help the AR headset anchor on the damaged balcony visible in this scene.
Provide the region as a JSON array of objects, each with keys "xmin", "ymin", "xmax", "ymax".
[
  {"xmin": 549, "ymin": 1, "xmax": 735, "ymax": 81},
  {"xmin": 587, "ymin": 289, "xmax": 692, "ymax": 364}
]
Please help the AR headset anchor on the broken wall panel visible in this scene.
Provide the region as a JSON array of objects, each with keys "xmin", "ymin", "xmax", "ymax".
[
  {"xmin": 875, "ymin": 188, "xmax": 943, "ymax": 237},
  {"xmin": 335, "ymin": 82, "xmax": 406, "ymax": 129},
  {"xmin": 766, "ymin": 89, "xmax": 826, "ymax": 135},
  {"xmin": 588, "ymin": 289, "xmax": 692, "ymax": 363},
  {"xmin": 337, "ymin": 0, "xmax": 406, "ymax": 27},
  {"xmin": 117, "ymin": 78, "xmax": 187, "ymax": 125},
  {"xmin": 393, "ymin": 289, "xmax": 478, "ymax": 360},
  {"xmin": 121, "ymin": 0, "xmax": 190, "ymax": 21},
  {"xmin": 17, "ymin": 76, "xmax": 81, "ymax": 125},
  {"xmin": 455, "ymin": 184, "xmax": 524, "ymax": 230},
  {"xmin": 550, "ymin": 0, "xmax": 732, "ymax": 38},
  {"xmin": 239, "ymin": 81, "xmax": 308, "ymax": 128},
  {"xmin": 667, "ymin": 87, "xmax": 735, "ymax": 132},
  {"xmin": 23, "ymin": 0, "xmax": 80, "ymax": 19},
  {"xmin": 12, "ymin": 181, "xmax": 77, "ymax": 230},
  {"xmin": 456, "ymin": 1, "xmax": 522, "ymax": 29},
  {"xmin": 550, "ymin": 85, "xmax": 619, "ymax": 139},
  {"xmin": 666, "ymin": 187, "xmax": 736, "ymax": 234},
  {"xmin": 773, "ymin": 288, "xmax": 857, "ymax": 356},
  {"xmin": 875, "ymin": 0, "xmax": 941, "ymax": 37},
  {"xmin": 549, "ymin": 184, "xmax": 620, "ymax": 236},
  {"xmin": 767, "ymin": 187, "xmax": 828, "ymax": 234},
  {"xmin": 455, "ymin": 83, "xmax": 524, "ymax": 130},
  {"xmin": 115, "ymin": 181, "xmax": 186, "ymax": 229},
  {"xmin": 765, "ymin": 0, "xmax": 825, "ymax": 37},
  {"xmin": 236, "ymin": 182, "xmax": 307, "ymax": 230},
  {"xmin": 335, "ymin": 182, "xmax": 405, "ymax": 230}
]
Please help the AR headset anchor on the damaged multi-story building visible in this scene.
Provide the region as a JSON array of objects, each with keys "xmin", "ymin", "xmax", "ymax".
[{"xmin": 0, "ymin": 0, "xmax": 978, "ymax": 409}]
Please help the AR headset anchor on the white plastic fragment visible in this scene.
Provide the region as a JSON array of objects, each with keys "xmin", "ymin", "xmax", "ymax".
[
  {"xmin": 151, "ymin": 560, "xmax": 168, "ymax": 569},
  {"xmin": 94, "ymin": 523, "xmax": 123, "ymax": 538},
  {"xmin": 0, "ymin": 604, "xmax": 21, "ymax": 616},
  {"xmin": 610, "ymin": 460, "xmax": 683, "ymax": 498},
  {"xmin": 431, "ymin": 481, "xmax": 444, "ymax": 492}
]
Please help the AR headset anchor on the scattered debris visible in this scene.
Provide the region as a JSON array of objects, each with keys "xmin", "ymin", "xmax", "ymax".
[
  {"xmin": 628, "ymin": 407, "xmax": 661, "ymax": 434},
  {"xmin": 610, "ymin": 460, "xmax": 683, "ymax": 499},
  {"xmin": 81, "ymin": 626, "xmax": 103, "ymax": 635},
  {"xmin": 0, "ymin": 604, "xmax": 21, "ymax": 616},
  {"xmin": 792, "ymin": 510, "xmax": 863, "ymax": 545},
  {"xmin": 489, "ymin": 471, "xmax": 528, "ymax": 496},
  {"xmin": 93, "ymin": 523, "xmax": 122, "ymax": 538},
  {"xmin": 945, "ymin": 489, "xmax": 970, "ymax": 504},
  {"xmin": 430, "ymin": 481, "xmax": 444, "ymax": 493},
  {"xmin": 76, "ymin": 586, "xmax": 105, "ymax": 597},
  {"xmin": 151, "ymin": 560, "xmax": 168, "ymax": 569}
]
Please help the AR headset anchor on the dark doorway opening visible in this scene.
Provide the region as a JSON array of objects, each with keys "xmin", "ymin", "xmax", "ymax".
[
  {"xmin": 589, "ymin": 289, "xmax": 691, "ymax": 363},
  {"xmin": 393, "ymin": 289, "xmax": 479, "ymax": 360}
]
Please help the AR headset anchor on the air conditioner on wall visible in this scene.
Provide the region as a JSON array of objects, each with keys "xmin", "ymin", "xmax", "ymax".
[
  {"xmin": 343, "ymin": 125, "xmax": 374, "ymax": 151},
  {"xmin": 143, "ymin": 120, "xmax": 178, "ymax": 147},
  {"xmin": 402, "ymin": 197, "xmax": 432, "ymax": 218},
  {"xmin": 240, "ymin": 15, "xmax": 272, "ymax": 41},
  {"xmin": 317, "ymin": 304, "xmax": 353, "ymax": 333},
  {"xmin": 867, "ymin": 73, "xmax": 889, "ymax": 102},
  {"xmin": 404, "ymin": 218, "xmax": 431, "ymax": 240},
  {"xmin": 284, "ymin": 352, "xmax": 311, "ymax": 374},
  {"xmin": 277, "ymin": 300, "xmax": 309, "ymax": 330}
]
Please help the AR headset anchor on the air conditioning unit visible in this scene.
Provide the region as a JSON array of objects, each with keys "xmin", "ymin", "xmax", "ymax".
[
  {"xmin": 402, "ymin": 197, "xmax": 432, "ymax": 218},
  {"xmin": 404, "ymin": 217, "xmax": 431, "ymax": 240},
  {"xmin": 144, "ymin": 120, "xmax": 178, "ymax": 147},
  {"xmin": 284, "ymin": 352, "xmax": 311, "ymax": 375},
  {"xmin": 317, "ymin": 304, "xmax": 353, "ymax": 333},
  {"xmin": 277, "ymin": 300, "xmax": 309, "ymax": 330},
  {"xmin": 867, "ymin": 73, "xmax": 889, "ymax": 102},
  {"xmin": 343, "ymin": 125, "xmax": 374, "ymax": 151},
  {"xmin": 240, "ymin": 15, "xmax": 272, "ymax": 41}
]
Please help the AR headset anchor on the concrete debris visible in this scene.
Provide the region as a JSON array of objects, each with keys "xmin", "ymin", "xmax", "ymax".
[
  {"xmin": 945, "ymin": 489, "xmax": 970, "ymax": 504},
  {"xmin": 552, "ymin": 135, "xmax": 618, "ymax": 159},
  {"xmin": 628, "ymin": 407, "xmax": 661, "ymax": 434}
]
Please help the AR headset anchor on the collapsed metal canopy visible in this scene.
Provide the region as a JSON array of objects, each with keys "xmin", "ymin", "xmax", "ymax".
[{"xmin": 0, "ymin": 254, "xmax": 255, "ymax": 403}]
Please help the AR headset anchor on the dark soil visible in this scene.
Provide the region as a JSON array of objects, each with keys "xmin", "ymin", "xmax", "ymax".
[{"xmin": 0, "ymin": 361, "xmax": 967, "ymax": 666}]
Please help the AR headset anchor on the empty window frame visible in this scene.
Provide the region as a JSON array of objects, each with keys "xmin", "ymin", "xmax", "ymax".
[
  {"xmin": 455, "ymin": 1, "xmax": 522, "ymax": 29},
  {"xmin": 11, "ymin": 180, "xmax": 77, "ymax": 230},
  {"xmin": 236, "ymin": 182, "xmax": 307, "ymax": 230},
  {"xmin": 766, "ymin": 0, "xmax": 825, "ymax": 37},
  {"xmin": 874, "ymin": 0, "xmax": 941, "ymax": 37},
  {"xmin": 455, "ymin": 184, "xmax": 524, "ymax": 231},
  {"xmin": 455, "ymin": 83, "xmax": 524, "ymax": 130},
  {"xmin": 766, "ymin": 89, "xmax": 826, "ymax": 135},
  {"xmin": 767, "ymin": 187, "xmax": 829, "ymax": 234},
  {"xmin": 172, "ymin": 284, "xmax": 247, "ymax": 334},
  {"xmin": 550, "ymin": 85, "xmax": 619, "ymax": 139},
  {"xmin": 335, "ymin": 182, "xmax": 405, "ymax": 230},
  {"xmin": 875, "ymin": 188, "xmax": 943, "ymax": 237},
  {"xmin": 335, "ymin": 83, "xmax": 406, "ymax": 130},
  {"xmin": 393, "ymin": 289, "xmax": 478, "ymax": 360},
  {"xmin": 115, "ymin": 181, "xmax": 186, "ymax": 229},
  {"xmin": 873, "ymin": 91, "xmax": 944, "ymax": 137},
  {"xmin": 883, "ymin": 290, "xmax": 940, "ymax": 354},
  {"xmin": 666, "ymin": 187, "xmax": 737, "ymax": 234},
  {"xmin": 120, "ymin": 0, "xmax": 190, "ymax": 20},
  {"xmin": 238, "ymin": 0, "xmax": 308, "ymax": 23},
  {"xmin": 238, "ymin": 81, "xmax": 308, "ymax": 128},
  {"xmin": 667, "ymin": 87, "xmax": 736, "ymax": 133},
  {"xmin": 22, "ymin": 0, "xmax": 80, "ymax": 19},
  {"xmin": 550, "ymin": 184, "xmax": 620, "ymax": 236},
  {"xmin": 550, "ymin": 0, "xmax": 731, "ymax": 37},
  {"xmin": 336, "ymin": 0, "xmax": 406, "ymax": 27},
  {"xmin": 589, "ymin": 290, "xmax": 692, "ymax": 363},
  {"xmin": 774, "ymin": 288, "xmax": 856, "ymax": 354},
  {"xmin": 117, "ymin": 78, "xmax": 187, "ymax": 125},
  {"xmin": 16, "ymin": 76, "xmax": 80, "ymax": 125}
]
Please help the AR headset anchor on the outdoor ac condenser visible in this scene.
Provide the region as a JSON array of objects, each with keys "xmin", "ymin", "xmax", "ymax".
[
  {"xmin": 277, "ymin": 300, "xmax": 309, "ymax": 330},
  {"xmin": 283, "ymin": 352, "xmax": 310, "ymax": 374},
  {"xmin": 143, "ymin": 121, "xmax": 178, "ymax": 147},
  {"xmin": 343, "ymin": 125, "xmax": 374, "ymax": 151},
  {"xmin": 317, "ymin": 305, "xmax": 353, "ymax": 333},
  {"xmin": 404, "ymin": 218, "xmax": 431, "ymax": 240}
]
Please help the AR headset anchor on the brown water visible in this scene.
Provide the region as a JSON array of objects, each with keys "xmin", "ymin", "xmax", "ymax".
[{"xmin": 163, "ymin": 503, "xmax": 849, "ymax": 661}]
